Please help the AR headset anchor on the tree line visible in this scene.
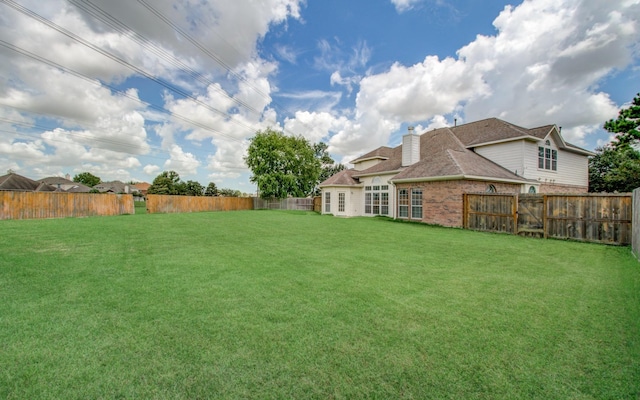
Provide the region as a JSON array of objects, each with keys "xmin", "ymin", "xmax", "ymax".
[
  {"xmin": 589, "ymin": 92, "xmax": 640, "ymax": 193},
  {"xmin": 72, "ymin": 171, "xmax": 243, "ymax": 197}
]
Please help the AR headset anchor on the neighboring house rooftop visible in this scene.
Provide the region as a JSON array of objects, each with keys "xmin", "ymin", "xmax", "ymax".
[
  {"xmin": 0, "ymin": 173, "xmax": 58, "ymax": 192},
  {"xmin": 94, "ymin": 181, "xmax": 129, "ymax": 193},
  {"xmin": 39, "ymin": 176, "xmax": 92, "ymax": 193}
]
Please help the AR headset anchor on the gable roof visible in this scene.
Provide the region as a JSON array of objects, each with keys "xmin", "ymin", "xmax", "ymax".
[
  {"xmin": 451, "ymin": 118, "xmax": 593, "ymax": 155},
  {"xmin": 320, "ymin": 169, "xmax": 360, "ymax": 186},
  {"xmin": 350, "ymin": 146, "xmax": 394, "ymax": 163},
  {"xmin": 94, "ymin": 180, "xmax": 128, "ymax": 193},
  {"xmin": 322, "ymin": 117, "xmax": 593, "ymax": 187},
  {"xmin": 38, "ymin": 176, "xmax": 75, "ymax": 186},
  {"xmin": 0, "ymin": 173, "xmax": 58, "ymax": 192},
  {"xmin": 391, "ymin": 127, "xmax": 528, "ymax": 183}
]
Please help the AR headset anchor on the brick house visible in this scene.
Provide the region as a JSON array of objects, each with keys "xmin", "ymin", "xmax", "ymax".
[{"xmin": 319, "ymin": 118, "xmax": 594, "ymax": 227}]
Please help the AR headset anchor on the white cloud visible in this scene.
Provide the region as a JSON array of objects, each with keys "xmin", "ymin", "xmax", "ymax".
[
  {"xmin": 390, "ymin": 0, "xmax": 423, "ymax": 13},
  {"xmin": 143, "ymin": 164, "xmax": 161, "ymax": 176},
  {"xmin": 284, "ymin": 111, "xmax": 349, "ymax": 143},
  {"xmin": 458, "ymin": 0, "xmax": 637, "ymax": 132},
  {"xmin": 163, "ymin": 144, "xmax": 201, "ymax": 176},
  {"xmin": 324, "ymin": 0, "xmax": 639, "ymax": 159}
]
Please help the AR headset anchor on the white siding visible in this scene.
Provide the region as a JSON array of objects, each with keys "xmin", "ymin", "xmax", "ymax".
[
  {"xmin": 476, "ymin": 138, "xmax": 589, "ymax": 188},
  {"xmin": 353, "ymin": 159, "xmax": 384, "ymax": 171},
  {"xmin": 321, "ymin": 187, "xmax": 363, "ymax": 217},
  {"xmin": 523, "ymin": 137, "xmax": 589, "ymax": 187},
  {"xmin": 359, "ymin": 174, "xmax": 397, "ymax": 218},
  {"xmin": 474, "ymin": 141, "xmax": 526, "ymax": 176}
]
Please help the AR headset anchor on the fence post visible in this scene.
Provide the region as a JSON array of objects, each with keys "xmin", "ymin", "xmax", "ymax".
[
  {"xmin": 512, "ymin": 194, "xmax": 518, "ymax": 235},
  {"xmin": 462, "ymin": 194, "xmax": 468, "ymax": 229},
  {"xmin": 542, "ymin": 195, "xmax": 548, "ymax": 239}
]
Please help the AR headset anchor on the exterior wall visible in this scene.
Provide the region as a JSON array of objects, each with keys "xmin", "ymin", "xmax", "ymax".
[
  {"xmin": 395, "ymin": 180, "xmax": 521, "ymax": 227},
  {"xmin": 353, "ymin": 159, "xmax": 383, "ymax": 171},
  {"xmin": 476, "ymin": 137, "xmax": 589, "ymax": 190},
  {"xmin": 522, "ymin": 138, "xmax": 589, "ymax": 189},
  {"xmin": 474, "ymin": 140, "xmax": 526, "ymax": 176},
  {"xmin": 321, "ymin": 186, "xmax": 362, "ymax": 216},
  {"xmin": 358, "ymin": 173, "xmax": 397, "ymax": 218}
]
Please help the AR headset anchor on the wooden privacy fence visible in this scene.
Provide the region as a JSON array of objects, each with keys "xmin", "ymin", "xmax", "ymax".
[
  {"xmin": 146, "ymin": 194, "xmax": 254, "ymax": 214},
  {"xmin": 0, "ymin": 191, "xmax": 133, "ymax": 220},
  {"xmin": 463, "ymin": 193, "xmax": 633, "ymax": 245},
  {"xmin": 253, "ymin": 197, "xmax": 316, "ymax": 211}
]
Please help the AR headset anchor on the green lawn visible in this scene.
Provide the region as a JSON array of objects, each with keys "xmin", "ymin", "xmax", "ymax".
[{"xmin": 1, "ymin": 210, "xmax": 638, "ymax": 399}]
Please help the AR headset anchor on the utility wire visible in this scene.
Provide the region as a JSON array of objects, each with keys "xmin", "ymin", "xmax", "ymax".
[
  {"xmin": 68, "ymin": 0, "xmax": 267, "ymax": 122},
  {"xmin": 0, "ymin": 39, "xmax": 246, "ymax": 145},
  {"xmin": 134, "ymin": 0, "xmax": 315, "ymax": 134},
  {"xmin": 0, "ymin": 0, "xmax": 262, "ymax": 136}
]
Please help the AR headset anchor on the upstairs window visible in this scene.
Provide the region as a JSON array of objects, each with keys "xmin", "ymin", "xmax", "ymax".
[{"xmin": 538, "ymin": 142, "xmax": 557, "ymax": 171}]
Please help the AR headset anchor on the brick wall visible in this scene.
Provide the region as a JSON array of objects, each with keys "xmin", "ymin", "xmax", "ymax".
[{"xmin": 395, "ymin": 180, "xmax": 521, "ymax": 227}]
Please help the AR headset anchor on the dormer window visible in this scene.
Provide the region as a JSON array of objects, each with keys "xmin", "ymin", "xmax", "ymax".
[{"xmin": 538, "ymin": 141, "xmax": 557, "ymax": 171}]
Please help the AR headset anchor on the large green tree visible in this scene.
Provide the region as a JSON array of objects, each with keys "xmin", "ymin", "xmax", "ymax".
[
  {"xmin": 589, "ymin": 92, "xmax": 640, "ymax": 193},
  {"xmin": 313, "ymin": 142, "xmax": 345, "ymax": 195},
  {"xmin": 589, "ymin": 145, "xmax": 640, "ymax": 193},
  {"xmin": 605, "ymin": 92, "xmax": 640, "ymax": 149},
  {"xmin": 73, "ymin": 172, "xmax": 100, "ymax": 187},
  {"xmin": 147, "ymin": 171, "xmax": 184, "ymax": 195},
  {"xmin": 184, "ymin": 180, "xmax": 205, "ymax": 196},
  {"xmin": 204, "ymin": 182, "xmax": 219, "ymax": 196},
  {"xmin": 245, "ymin": 129, "xmax": 321, "ymax": 199}
]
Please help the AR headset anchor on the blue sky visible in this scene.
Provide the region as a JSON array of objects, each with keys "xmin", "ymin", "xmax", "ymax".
[{"xmin": 0, "ymin": 0, "xmax": 638, "ymax": 192}]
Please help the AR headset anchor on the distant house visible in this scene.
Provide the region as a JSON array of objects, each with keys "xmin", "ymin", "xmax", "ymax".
[
  {"xmin": 0, "ymin": 173, "xmax": 58, "ymax": 192},
  {"xmin": 132, "ymin": 182, "xmax": 150, "ymax": 196},
  {"xmin": 38, "ymin": 176, "xmax": 91, "ymax": 193},
  {"xmin": 319, "ymin": 118, "xmax": 594, "ymax": 227},
  {"xmin": 93, "ymin": 181, "xmax": 131, "ymax": 194}
]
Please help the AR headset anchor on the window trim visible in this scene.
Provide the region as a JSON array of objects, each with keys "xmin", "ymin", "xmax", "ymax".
[
  {"xmin": 538, "ymin": 143, "xmax": 558, "ymax": 171},
  {"xmin": 338, "ymin": 192, "xmax": 345, "ymax": 213},
  {"xmin": 411, "ymin": 189, "xmax": 423, "ymax": 220},
  {"xmin": 398, "ymin": 189, "xmax": 409, "ymax": 219}
]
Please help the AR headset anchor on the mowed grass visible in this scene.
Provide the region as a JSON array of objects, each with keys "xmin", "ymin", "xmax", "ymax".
[{"xmin": 0, "ymin": 210, "xmax": 638, "ymax": 399}]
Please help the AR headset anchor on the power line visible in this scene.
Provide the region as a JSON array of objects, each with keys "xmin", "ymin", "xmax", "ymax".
[
  {"xmin": 68, "ymin": 0, "xmax": 268, "ymax": 122},
  {"xmin": 133, "ymin": 0, "xmax": 315, "ymax": 135},
  {"xmin": 0, "ymin": 0, "xmax": 263, "ymax": 136},
  {"xmin": 0, "ymin": 40, "xmax": 246, "ymax": 147}
]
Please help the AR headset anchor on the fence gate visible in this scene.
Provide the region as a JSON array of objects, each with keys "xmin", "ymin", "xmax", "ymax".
[
  {"xmin": 464, "ymin": 193, "xmax": 632, "ymax": 245},
  {"xmin": 463, "ymin": 193, "xmax": 517, "ymax": 234},
  {"xmin": 517, "ymin": 194, "xmax": 544, "ymax": 238}
]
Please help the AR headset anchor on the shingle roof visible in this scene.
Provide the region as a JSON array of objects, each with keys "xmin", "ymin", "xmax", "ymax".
[
  {"xmin": 391, "ymin": 127, "xmax": 528, "ymax": 182},
  {"xmin": 324, "ymin": 117, "xmax": 591, "ymax": 186},
  {"xmin": 450, "ymin": 118, "xmax": 534, "ymax": 146},
  {"xmin": 319, "ymin": 169, "xmax": 360, "ymax": 186},
  {"xmin": 38, "ymin": 176, "xmax": 75, "ymax": 185},
  {"xmin": 0, "ymin": 173, "xmax": 58, "ymax": 192},
  {"xmin": 350, "ymin": 146, "xmax": 394, "ymax": 163}
]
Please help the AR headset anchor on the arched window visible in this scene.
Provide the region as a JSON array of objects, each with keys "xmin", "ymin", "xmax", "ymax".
[
  {"xmin": 486, "ymin": 184, "xmax": 497, "ymax": 193},
  {"xmin": 528, "ymin": 186, "xmax": 536, "ymax": 194}
]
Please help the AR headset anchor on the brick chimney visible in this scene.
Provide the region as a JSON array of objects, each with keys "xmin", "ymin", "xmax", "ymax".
[{"xmin": 402, "ymin": 126, "xmax": 420, "ymax": 166}]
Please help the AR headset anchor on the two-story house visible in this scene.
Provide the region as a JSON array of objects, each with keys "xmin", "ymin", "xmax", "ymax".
[{"xmin": 319, "ymin": 118, "xmax": 593, "ymax": 227}]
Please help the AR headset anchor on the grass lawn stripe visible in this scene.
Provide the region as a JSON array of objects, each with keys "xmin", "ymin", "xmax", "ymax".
[{"xmin": 0, "ymin": 210, "xmax": 638, "ymax": 399}]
